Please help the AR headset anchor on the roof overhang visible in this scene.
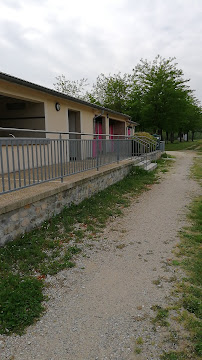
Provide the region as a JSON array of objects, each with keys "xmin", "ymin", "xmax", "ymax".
[{"xmin": 126, "ymin": 119, "xmax": 139, "ymax": 126}]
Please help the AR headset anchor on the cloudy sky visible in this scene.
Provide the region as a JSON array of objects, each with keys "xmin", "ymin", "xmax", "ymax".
[{"xmin": 0, "ymin": 0, "xmax": 202, "ymax": 101}]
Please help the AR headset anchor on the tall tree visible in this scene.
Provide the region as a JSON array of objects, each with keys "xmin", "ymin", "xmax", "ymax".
[
  {"xmin": 130, "ymin": 55, "xmax": 192, "ymax": 138},
  {"xmin": 53, "ymin": 56, "xmax": 201, "ymax": 140},
  {"xmin": 184, "ymin": 95, "xmax": 202, "ymax": 141},
  {"xmin": 53, "ymin": 74, "xmax": 89, "ymax": 100},
  {"xmin": 87, "ymin": 72, "xmax": 131, "ymax": 113},
  {"xmin": 126, "ymin": 84, "xmax": 143, "ymax": 127}
]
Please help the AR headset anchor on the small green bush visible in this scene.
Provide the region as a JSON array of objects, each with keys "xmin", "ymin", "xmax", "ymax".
[{"xmin": 135, "ymin": 131, "xmax": 156, "ymax": 142}]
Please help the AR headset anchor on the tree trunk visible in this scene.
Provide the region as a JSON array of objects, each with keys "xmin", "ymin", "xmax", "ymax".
[
  {"xmin": 170, "ymin": 132, "xmax": 174, "ymax": 143},
  {"xmin": 187, "ymin": 131, "xmax": 189, "ymax": 142},
  {"xmin": 158, "ymin": 129, "xmax": 163, "ymax": 141},
  {"xmin": 166, "ymin": 131, "xmax": 169, "ymax": 143},
  {"xmin": 178, "ymin": 131, "xmax": 182, "ymax": 142},
  {"xmin": 192, "ymin": 131, "xmax": 194, "ymax": 141}
]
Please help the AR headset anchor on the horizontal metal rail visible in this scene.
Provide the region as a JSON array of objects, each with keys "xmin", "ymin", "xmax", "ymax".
[
  {"xmin": 0, "ymin": 127, "xmax": 157, "ymax": 194},
  {"xmin": 0, "ymin": 126, "xmax": 131, "ymax": 138}
]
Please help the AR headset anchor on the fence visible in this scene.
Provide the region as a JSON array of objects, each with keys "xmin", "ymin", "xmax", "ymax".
[{"xmin": 0, "ymin": 127, "xmax": 157, "ymax": 194}]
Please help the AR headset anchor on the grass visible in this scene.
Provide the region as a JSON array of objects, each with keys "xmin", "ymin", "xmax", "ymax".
[
  {"xmin": 136, "ymin": 336, "xmax": 144, "ymax": 345},
  {"xmin": 152, "ymin": 277, "xmax": 161, "ymax": 285},
  {"xmin": 161, "ymin": 152, "xmax": 175, "ymax": 159},
  {"xmin": 165, "ymin": 139, "xmax": 202, "ymax": 152},
  {"xmin": 1, "ymin": 163, "xmax": 169, "ymax": 335},
  {"xmin": 162, "ymin": 149, "xmax": 202, "ymax": 359},
  {"xmin": 192, "ymin": 157, "xmax": 202, "ymax": 184},
  {"xmin": 0, "ymin": 274, "xmax": 45, "ymax": 335},
  {"xmin": 155, "ymin": 154, "xmax": 175, "ymax": 174},
  {"xmin": 160, "ymin": 352, "xmax": 187, "ymax": 360},
  {"xmin": 134, "ymin": 347, "xmax": 142, "ymax": 354},
  {"xmin": 175, "ymin": 197, "xmax": 202, "ymax": 357},
  {"xmin": 116, "ymin": 243, "xmax": 126, "ymax": 249},
  {"xmin": 151, "ymin": 305, "xmax": 170, "ymax": 327}
]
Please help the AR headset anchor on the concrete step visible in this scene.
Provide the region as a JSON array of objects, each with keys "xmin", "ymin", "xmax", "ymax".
[
  {"xmin": 134, "ymin": 159, "xmax": 157, "ymax": 171},
  {"xmin": 145, "ymin": 162, "xmax": 157, "ymax": 171},
  {"xmin": 134, "ymin": 159, "xmax": 150, "ymax": 168},
  {"xmin": 132, "ymin": 156, "xmax": 144, "ymax": 165}
]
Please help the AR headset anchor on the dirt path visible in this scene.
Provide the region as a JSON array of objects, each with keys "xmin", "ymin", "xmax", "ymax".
[{"xmin": 1, "ymin": 151, "xmax": 201, "ymax": 360}]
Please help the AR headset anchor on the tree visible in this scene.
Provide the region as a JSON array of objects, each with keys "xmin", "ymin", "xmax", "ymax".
[
  {"xmin": 130, "ymin": 55, "xmax": 193, "ymax": 140},
  {"xmin": 183, "ymin": 95, "xmax": 202, "ymax": 141},
  {"xmin": 53, "ymin": 56, "xmax": 201, "ymax": 141},
  {"xmin": 53, "ymin": 74, "xmax": 89, "ymax": 100},
  {"xmin": 87, "ymin": 72, "xmax": 132, "ymax": 113},
  {"xmin": 126, "ymin": 84, "xmax": 143, "ymax": 127}
]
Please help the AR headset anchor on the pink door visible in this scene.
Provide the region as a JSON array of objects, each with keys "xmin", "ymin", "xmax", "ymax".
[{"xmin": 127, "ymin": 127, "xmax": 131, "ymax": 136}]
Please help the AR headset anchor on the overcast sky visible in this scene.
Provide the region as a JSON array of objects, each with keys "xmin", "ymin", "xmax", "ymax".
[{"xmin": 0, "ymin": 0, "xmax": 202, "ymax": 102}]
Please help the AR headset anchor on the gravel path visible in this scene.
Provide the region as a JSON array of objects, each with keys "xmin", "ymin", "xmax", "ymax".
[{"xmin": 1, "ymin": 151, "xmax": 201, "ymax": 360}]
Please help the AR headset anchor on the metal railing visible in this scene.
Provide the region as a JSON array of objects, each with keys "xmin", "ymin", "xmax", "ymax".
[
  {"xmin": 0, "ymin": 127, "xmax": 157, "ymax": 194},
  {"xmin": 133, "ymin": 135, "xmax": 157, "ymax": 153}
]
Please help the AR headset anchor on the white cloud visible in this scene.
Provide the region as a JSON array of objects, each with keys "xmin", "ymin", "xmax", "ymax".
[{"xmin": 0, "ymin": 0, "xmax": 202, "ymax": 101}]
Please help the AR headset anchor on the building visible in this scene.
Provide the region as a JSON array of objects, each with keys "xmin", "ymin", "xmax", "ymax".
[{"xmin": 0, "ymin": 72, "xmax": 137, "ymax": 139}]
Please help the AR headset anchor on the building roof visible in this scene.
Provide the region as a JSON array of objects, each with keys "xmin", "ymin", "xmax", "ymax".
[
  {"xmin": 126, "ymin": 119, "xmax": 139, "ymax": 126},
  {"xmin": 0, "ymin": 71, "xmax": 131, "ymax": 119}
]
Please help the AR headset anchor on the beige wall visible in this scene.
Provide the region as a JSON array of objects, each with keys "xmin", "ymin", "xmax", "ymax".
[{"xmin": 44, "ymin": 99, "xmax": 68, "ymax": 135}]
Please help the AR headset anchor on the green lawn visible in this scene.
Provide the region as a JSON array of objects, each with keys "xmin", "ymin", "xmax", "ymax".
[{"xmin": 165, "ymin": 139, "xmax": 202, "ymax": 151}]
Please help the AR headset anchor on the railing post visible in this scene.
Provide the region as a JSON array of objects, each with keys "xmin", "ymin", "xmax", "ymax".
[
  {"xmin": 117, "ymin": 137, "xmax": 120, "ymax": 163},
  {"xmin": 0, "ymin": 141, "xmax": 5, "ymax": 192},
  {"xmin": 131, "ymin": 139, "xmax": 133, "ymax": 159},
  {"xmin": 59, "ymin": 133, "xmax": 63, "ymax": 182},
  {"xmin": 96, "ymin": 135, "xmax": 99, "ymax": 171},
  {"xmin": 145, "ymin": 145, "xmax": 148, "ymax": 169},
  {"xmin": 130, "ymin": 138, "xmax": 132, "ymax": 159}
]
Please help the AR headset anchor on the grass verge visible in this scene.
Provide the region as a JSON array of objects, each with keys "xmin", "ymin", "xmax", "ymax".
[
  {"xmin": 161, "ymin": 150, "xmax": 202, "ymax": 359},
  {"xmin": 165, "ymin": 139, "xmax": 202, "ymax": 152},
  {"xmin": 175, "ymin": 197, "xmax": 202, "ymax": 358},
  {"xmin": 0, "ymin": 157, "xmax": 172, "ymax": 335}
]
